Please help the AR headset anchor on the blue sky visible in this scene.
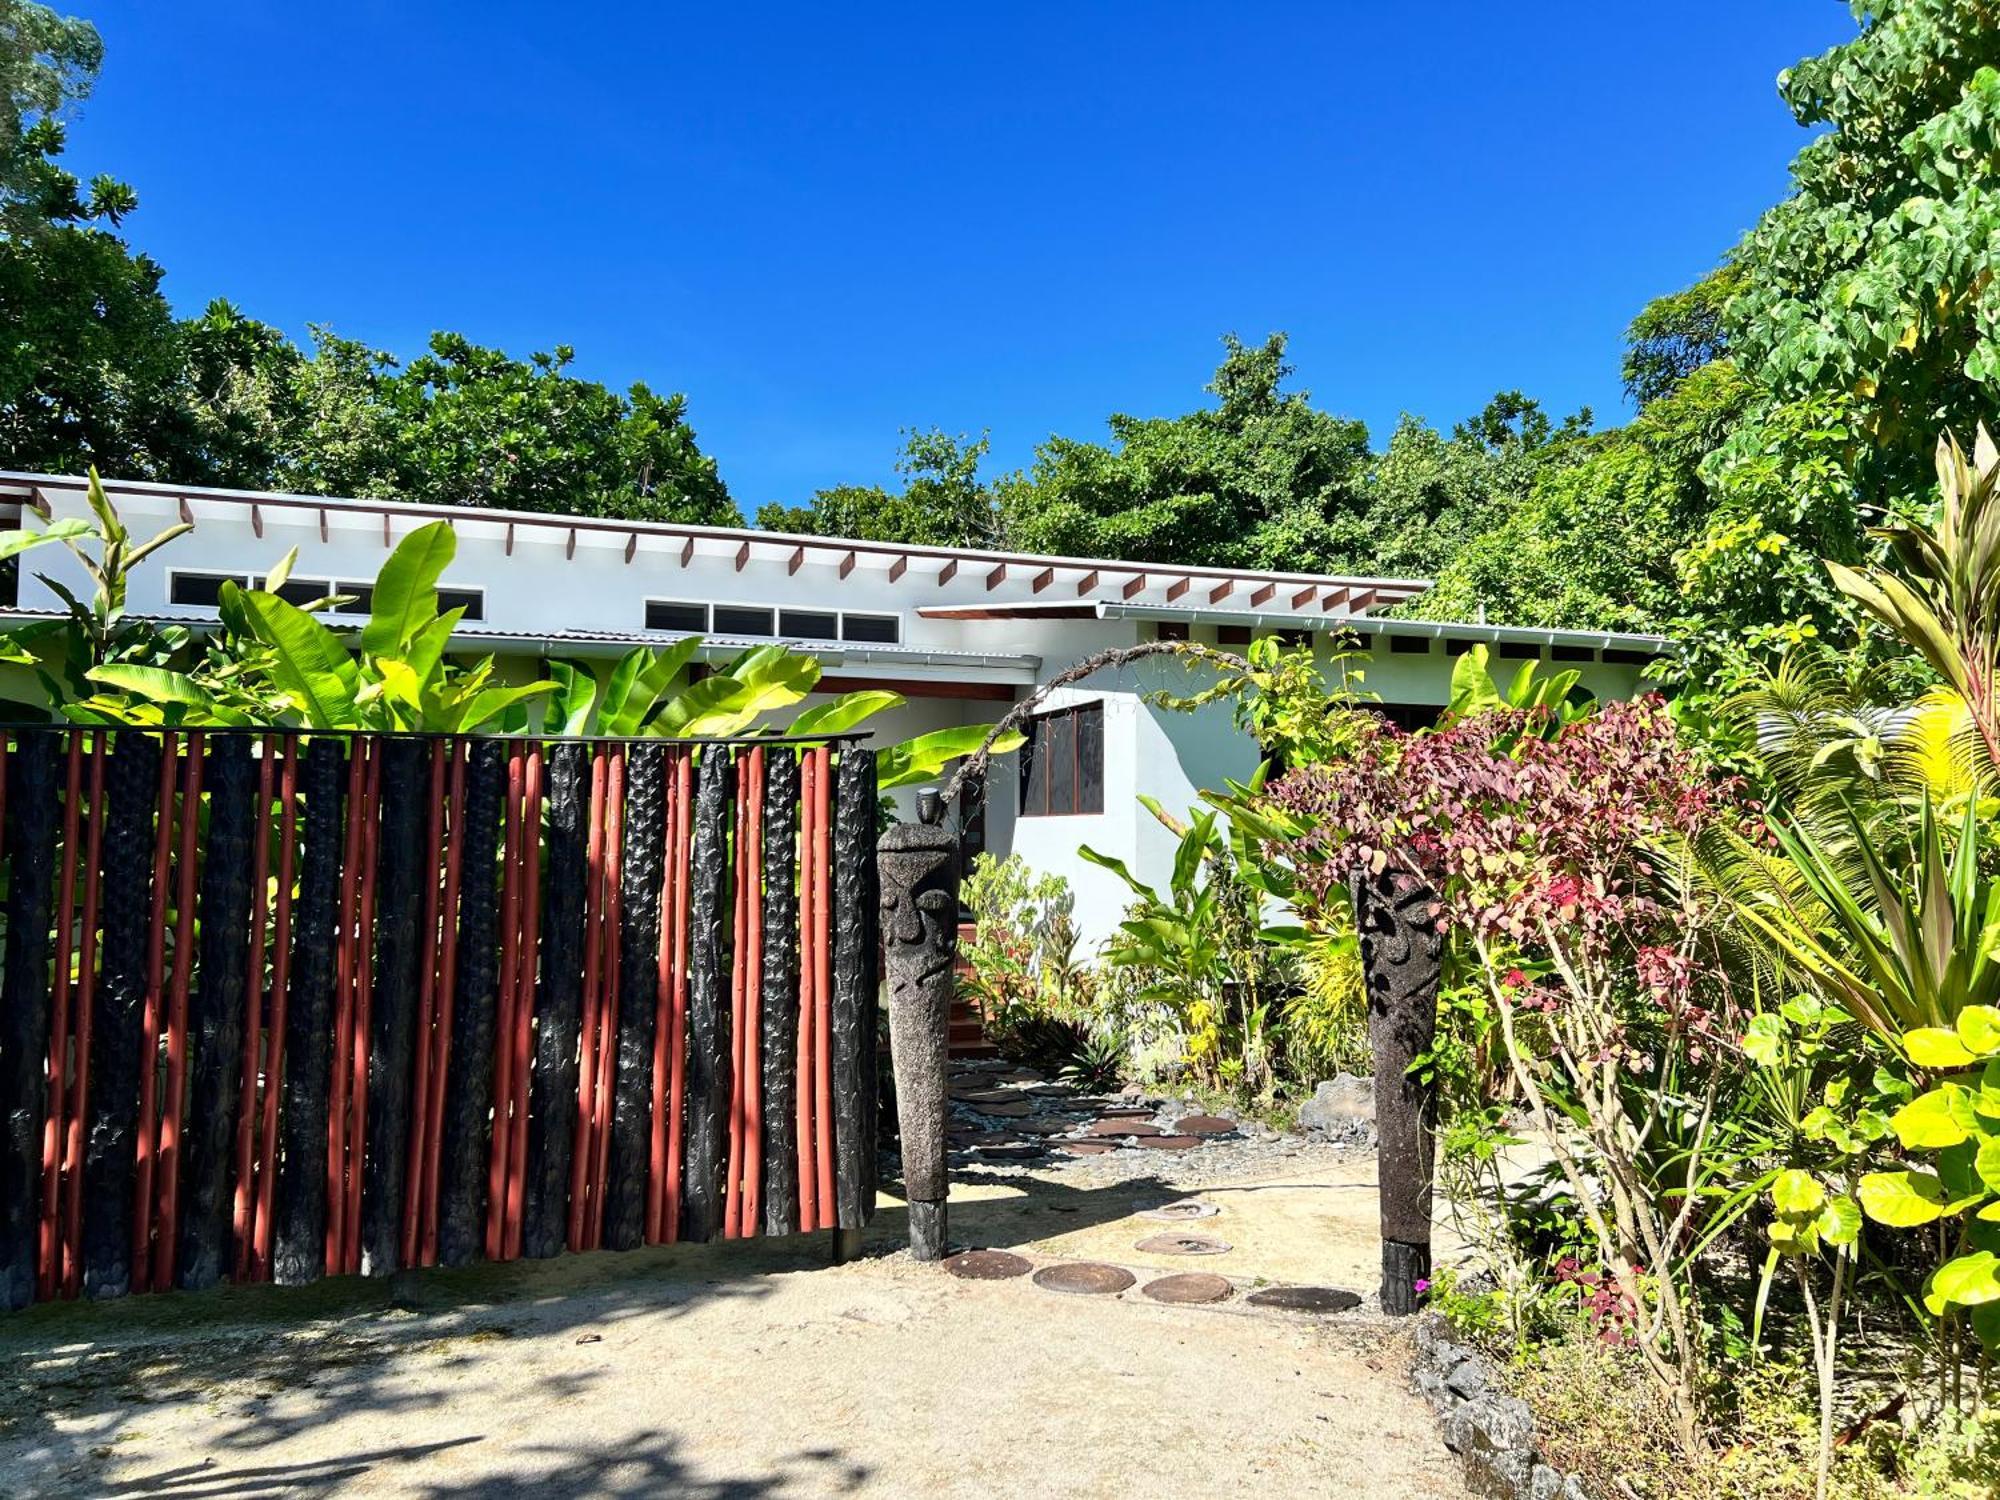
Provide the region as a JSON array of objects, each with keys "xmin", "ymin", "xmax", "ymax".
[{"xmin": 68, "ymin": 3, "xmax": 1854, "ymax": 514}]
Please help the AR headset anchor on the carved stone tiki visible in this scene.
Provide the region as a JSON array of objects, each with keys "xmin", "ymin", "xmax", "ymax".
[
  {"xmin": 1351, "ymin": 865, "xmax": 1444, "ymax": 1316},
  {"xmin": 878, "ymin": 808, "xmax": 960, "ymax": 1261}
]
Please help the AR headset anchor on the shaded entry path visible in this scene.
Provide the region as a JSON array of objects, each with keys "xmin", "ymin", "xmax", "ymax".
[{"xmin": 0, "ymin": 1130, "xmax": 1468, "ymax": 1498}]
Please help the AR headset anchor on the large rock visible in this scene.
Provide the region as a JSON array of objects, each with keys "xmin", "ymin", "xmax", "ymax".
[{"xmin": 1298, "ymin": 1073, "xmax": 1375, "ymax": 1140}]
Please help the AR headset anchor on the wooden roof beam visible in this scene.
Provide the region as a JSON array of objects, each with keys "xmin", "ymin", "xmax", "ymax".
[
  {"xmin": 1166, "ymin": 577, "xmax": 1189, "ymax": 602},
  {"xmin": 1075, "ymin": 569, "xmax": 1099, "ymax": 596},
  {"xmin": 679, "ymin": 537, "xmax": 694, "ymax": 567},
  {"xmin": 1122, "ymin": 573, "xmax": 1147, "ymax": 600},
  {"xmin": 567, "ymin": 527, "xmax": 578, "ymax": 560},
  {"xmin": 1291, "ymin": 586, "xmax": 1316, "ymax": 610},
  {"xmin": 888, "ymin": 555, "xmax": 907, "ymax": 582},
  {"xmin": 939, "ymin": 558, "xmax": 958, "ymax": 586},
  {"xmin": 625, "ymin": 533, "xmax": 638, "ymax": 564},
  {"xmin": 1320, "ymin": 587, "xmax": 1349, "ymax": 612},
  {"xmin": 319, "ymin": 507, "xmax": 329, "ymax": 543},
  {"xmin": 840, "ymin": 550, "xmax": 857, "ymax": 580},
  {"xmin": 734, "ymin": 540, "xmax": 750, "ymax": 571},
  {"xmin": 178, "ymin": 497, "xmax": 194, "ymax": 526},
  {"xmin": 986, "ymin": 563, "xmax": 1007, "ymax": 590},
  {"xmin": 1250, "ymin": 583, "xmax": 1276, "ymax": 607},
  {"xmin": 788, "ymin": 545, "xmax": 806, "ymax": 576},
  {"xmin": 1209, "ymin": 579, "xmax": 1233, "ymax": 604},
  {"xmin": 1031, "ymin": 567, "xmax": 1054, "ymax": 594}
]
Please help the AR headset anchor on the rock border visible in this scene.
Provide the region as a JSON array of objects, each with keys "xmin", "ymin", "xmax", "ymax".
[{"xmin": 1411, "ymin": 1315, "xmax": 1591, "ymax": 1500}]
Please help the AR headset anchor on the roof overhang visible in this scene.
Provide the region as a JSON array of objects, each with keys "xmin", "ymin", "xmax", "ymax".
[
  {"xmin": 919, "ymin": 597, "xmax": 1670, "ymax": 655},
  {"xmin": 0, "ymin": 470, "xmax": 1432, "ymax": 615}
]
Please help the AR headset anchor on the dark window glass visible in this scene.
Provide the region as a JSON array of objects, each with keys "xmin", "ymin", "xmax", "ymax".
[
  {"xmin": 1551, "ymin": 644, "xmax": 1595, "ymax": 662},
  {"xmin": 1603, "ymin": 648, "xmax": 1655, "ymax": 666},
  {"xmin": 1498, "ymin": 641, "xmax": 1543, "ymax": 660},
  {"xmin": 1045, "ymin": 709, "xmax": 1076, "ymax": 815},
  {"xmin": 842, "ymin": 613, "xmax": 900, "ymax": 644},
  {"xmin": 333, "ymin": 583, "xmax": 373, "ymax": 616},
  {"xmin": 1379, "ymin": 702, "xmax": 1444, "ymax": 731},
  {"xmin": 1339, "ymin": 633, "xmax": 1375, "ymax": 655},
  {"xmin": 646, "ymin": 600, "xmax": 707, "ymax": 633},
  {"xmin": 1446, "ymin": 638, "xmax": 1479, "ymax": 656},
  {"xmin": 437, "ymin": 587, "xmax": 483, "ymax": 621},
  {"xmin": 1075, "ymin": 702, "xmax": 1104, "ymax": 814},
  {"xmin": 712, "ymin": 605, "xmax": 775, "ymax": 637},
  {"xmin": 1018, "ymin": 720, "xmax": 1042, "ymax": 816},
  {"xmin": 780, "ymin": 608, "xmax": 839, "ymax": 639},
  {"xmin": 1018, "ymin": 701, "xmax": 1103, "ymax": 817},
  {"xmin": 170, "ymin": 572, "xmax": 244, "ymax": 607},
  {"xmin": 1390, "ymin": 635, "xmax": 1431, "ymax": 655},
  {"xmin": 274, "ymin": 577, "xmax": 331, "ymax": 607},
  {"xmin": 1217, "ymin": 625, "xmax": 1252, "ymax": 646},
  {"xmin": 1154, "ymin": 621, "xmax": 1189, "ymax": 643}
]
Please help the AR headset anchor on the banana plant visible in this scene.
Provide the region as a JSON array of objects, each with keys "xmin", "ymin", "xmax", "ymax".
[{"xmin": 1445, "ymin": 641, "xmax": 1591, "ymax": 736}]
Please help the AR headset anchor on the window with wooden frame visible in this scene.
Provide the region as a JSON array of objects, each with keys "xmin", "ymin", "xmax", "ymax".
[{"xmin": 1018, "ymin": 700, "xmax": 1104, "ymax": 817}]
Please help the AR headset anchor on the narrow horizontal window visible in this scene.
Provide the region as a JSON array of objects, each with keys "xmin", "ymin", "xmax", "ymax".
[
  {"xmin": 1154, "ymin": 621, "xmax": 1189, "ymax": 643},
  {"xmin": 712, "ymin": 605, "xmax": 775, "ymax": 637},
  {"xmin": 1389, "ymin": 636, "xmax": 1431, "ymax": 655},
  {"xmin": 1498, "ymin": 641, "xmax": 1543, "ymax": 660},
  {"xmin": 1445, "ymin": 638, "xmax": 1479, "ymax": 657},
  {"xmin": 1216, "ymin": 625, "xmax": 1252, "ymax": 647},
  {"xmin": 841, "ymin": 613, "xmax": 900, "ymax": 644},
  {"xmin": 779, "ymin": 608, "xmax": 839, "ymax": 640},
  {"xmin": 646, "ymin": 600, "xmax": 708, "ymax": 633},
  {"xmin": 1550, "ymin": 644, "xmax": 1595, "ymax": 662},
  {"xmin": 332, "ymin": 582, "xmax": 374, "ymax": 616},
  {"xmin": 273, "ymin": 577, "xmax": 333, "ymax": 607},
  {"xmin": 437, "ymin": 587, "xmax": 484, "ymax": 621},
  {"xmin": 1603, "ymin": 648, "xmax": 1654, "ymax": 666},
  {"xmin": 169, "ymin": 572, "xmax": 246, "ymax": 608}
]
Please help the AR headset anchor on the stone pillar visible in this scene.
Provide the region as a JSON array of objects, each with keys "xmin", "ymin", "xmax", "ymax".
[
  {"xmin": 878, "ymin": 793, "xmax": 959, "ymax": 1261},
  {"xmin": 1351, "ymin": 866, "xmax": 1444, "ymax": 1315}
]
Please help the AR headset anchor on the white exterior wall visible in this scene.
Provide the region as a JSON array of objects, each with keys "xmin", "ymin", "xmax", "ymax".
[{"xmin": 2, "ymin": 475, "xmax": 1655, "ymax": 954}]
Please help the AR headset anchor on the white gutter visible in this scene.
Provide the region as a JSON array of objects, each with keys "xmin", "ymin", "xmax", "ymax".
[{"xmin": 1094, "ymin": 601, "xmax": 1669, "ymax": 655}]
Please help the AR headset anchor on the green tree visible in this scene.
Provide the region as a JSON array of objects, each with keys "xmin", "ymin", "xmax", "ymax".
[
  {"xmin": 0, "ymin": 1, "xmax": 186, "ymax": 479},
  {"xmin": 995, "ymin": 333, "xmax": 1373, "ymax": 572},
  {"xmin": 756, "ymin": 427, "xmax": 996, "ymax": 546}
]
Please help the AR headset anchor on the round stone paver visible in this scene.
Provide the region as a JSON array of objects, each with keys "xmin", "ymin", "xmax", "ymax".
[
  {"xmin": 1135, "ymin": 1232, "xmax": 1232, "ymax": 1257},
  {"xmin": 1086, "ymin": 1117, "xmax": 1162, "ymax": 1137},
  {"xmin": 1141, "ymin": 1273, "xmax": 1235, "ymax": 1305},
  {"xmin": 1032, "ymin": 1262, "xmax": 1137, "ymax": 1296},
  {"xmin": 1173, "ymin": 1115, "xmax": 1237, "ymax": 1136},
  {"xmin": 1136, "ymin": 1134, "xmax": 1203, "ymax": 1151},
  {"xmin": 944, "ymin": 1249, "xmax": 1034, "ymax": 1280},
  {"xmin": 1245, "ymin": 1285, "xmax": 1363, "ymax": 1315},
  {"xmin": 1138, "ymin": 1199, "xmax": 1220, "ymax": 1222}
]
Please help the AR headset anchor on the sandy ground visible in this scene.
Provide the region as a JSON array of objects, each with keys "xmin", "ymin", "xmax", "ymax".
[{"xmin": 0, "ymin": 1147, "xmax": 1472, "ymax": 1499}]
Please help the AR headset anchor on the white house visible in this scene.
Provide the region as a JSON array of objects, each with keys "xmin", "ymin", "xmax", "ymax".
[{"xmin": 0, "ymin": 471, "xmax": 1666, "ymax": 947}]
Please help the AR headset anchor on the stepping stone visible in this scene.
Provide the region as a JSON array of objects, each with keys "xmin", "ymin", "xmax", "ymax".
[
  {"xmin": 950, "ymin": 1087, "xmax": 1017, "ymax": 1103},
  {"xmin": 1095, "ymin": 1105, "xmax": 1154, "ymax": 1119},
  {"xmin": 997, "ymin": 1069, "xmax": 1045, "ymax": 1083},
  {"xmin": 1138, "ymin": 1199, "xmax": 1220, "ymax": 1222},
  {"xmin": 1086, "ymin": 1117, "xmax": 1162, "ymax": 1137},
  {"xmin": 1142, "ymin": 1273, "xmax": 1234, "ymax": 1305},
  {"xmin": 1173, "ymin": 1115, "xmax": 1237, "ymax": 1136},
  {"xmin": 1137, "ymin": 1135, "xmax": 1203, "ymax": 1151},
  {"xmin": 1135, "ymin": 1233, "xmax": 1231, "ymax": 1257},
  {"xmin": 974, "ymin": 1143, "xmax": 1044, "ymax": 1161},
  {"xmin": 1027, "ymin": 1084, "xmax": 1078, "ymax": 1098},
  {"xmin": 972, "ymin": 1099, "xmax": 1035, "ymax": 1118},
  {"xmin": 1032, "ymin": 1262, "xmax": 1136, "ymax": 1296},
  {"xmin": 1246, "ymin": 1285, "xmax": 1362, "ymax": 1315},
  {"xmin": 945, "ymin": 1250, "xmax": 1033, "ymax": 1280},
  {"xmin": 1013, "ymin": 1118, "xmax": 1075, "ymax": 1137},
  {"xmin": 1055, "ymin": 1140, "xmax": 1115, "ymax": 1156}
]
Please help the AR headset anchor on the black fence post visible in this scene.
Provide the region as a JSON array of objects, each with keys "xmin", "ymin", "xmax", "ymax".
[
  {"xmin": 877, "ymin": 794, "xmax": 958, "ymax": 1261},
  {"xmin": 1351, "ymin": 866, "xmax": 1444, "ymax": 1315}
]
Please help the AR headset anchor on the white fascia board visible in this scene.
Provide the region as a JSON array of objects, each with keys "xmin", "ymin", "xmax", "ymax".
[{"xmin": 1095, "ymin": 601, "xmax": 1670, "ymax": 654}]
